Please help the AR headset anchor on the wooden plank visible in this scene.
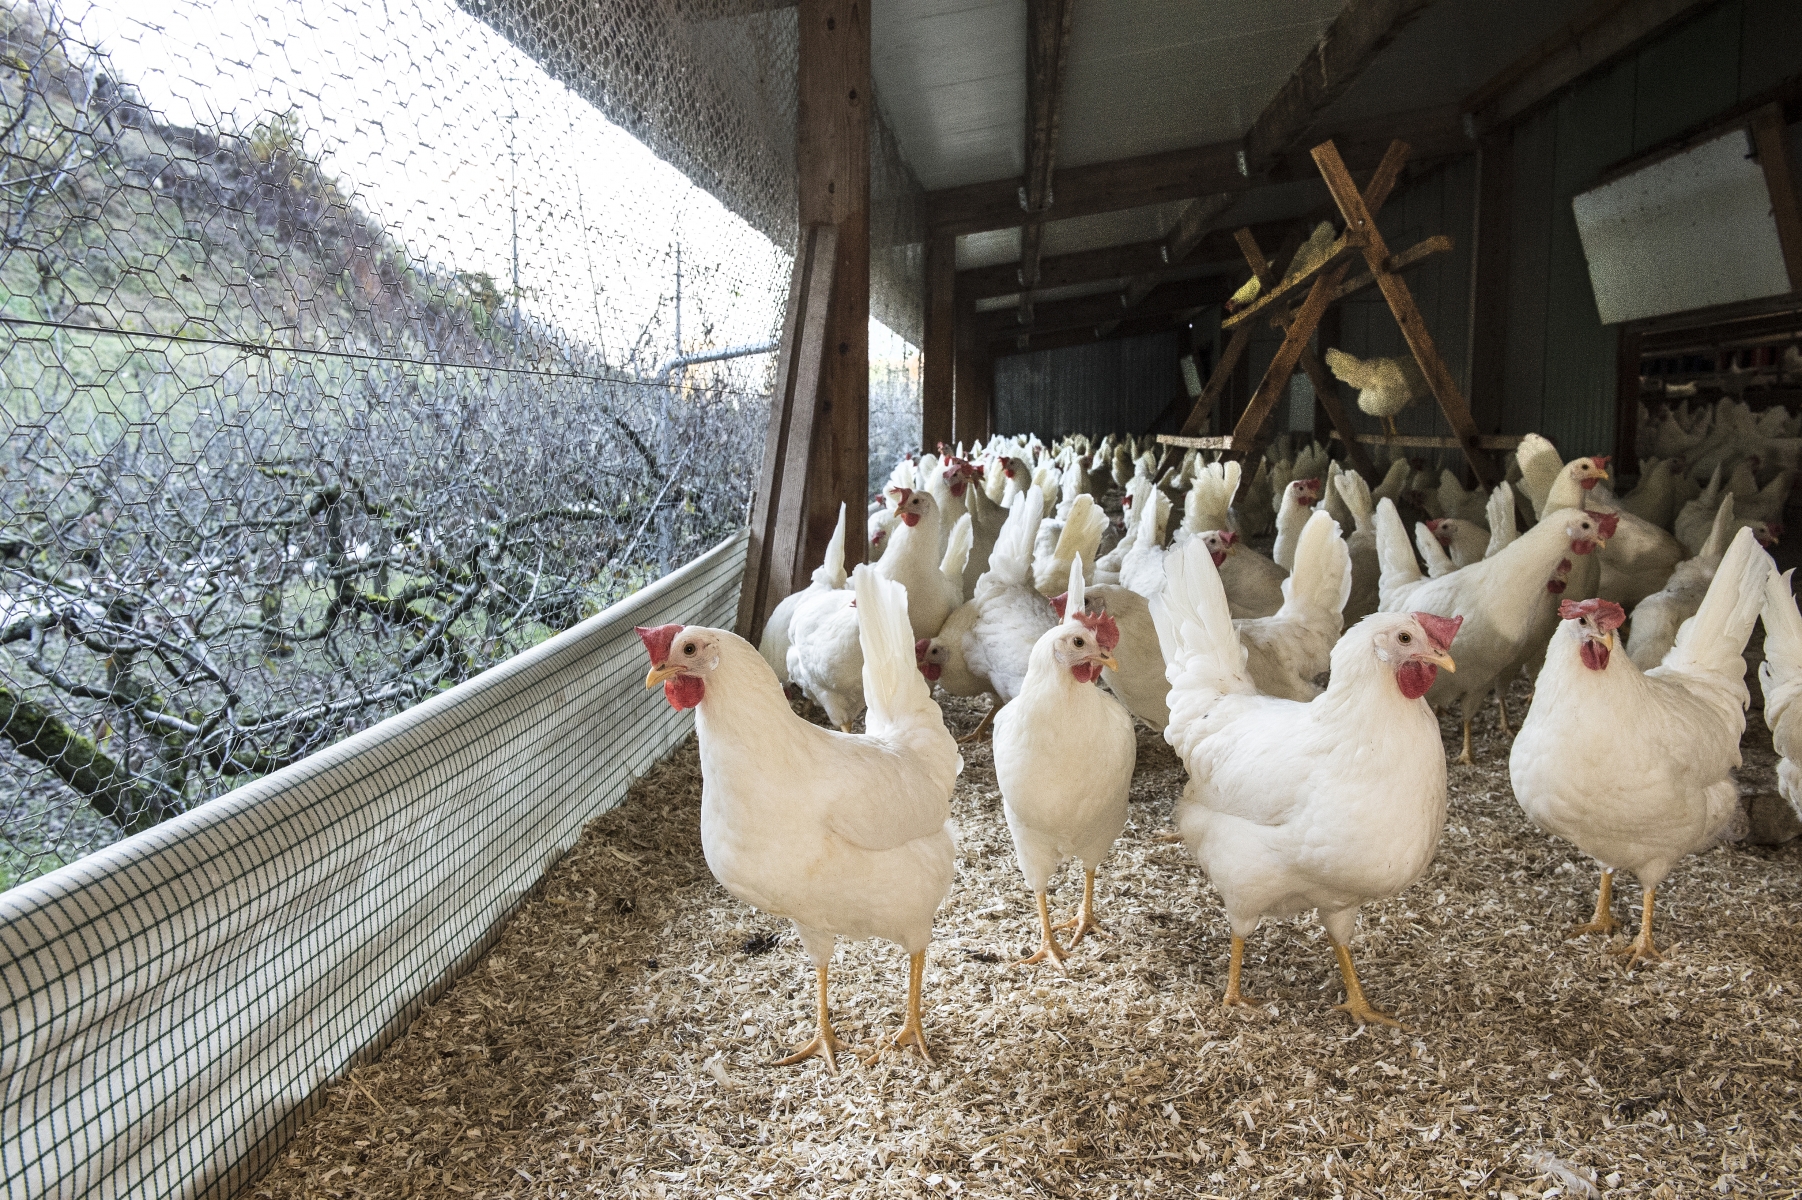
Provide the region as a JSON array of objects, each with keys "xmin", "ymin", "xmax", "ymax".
[
  {"xmin": 1328, "ymin": 431, "xmax": 1525, "ymax": 450},
  {"xmin": 1019, "ymin": 0, "xmax": 1077, "ymax": 289},
  {"xmin": 977, "ymin": 277, "xmax": 1231, "ymax": 339},
  {"xmin": 1312, "ymin": 139, "xmax": 1499, "ymax": 487},
  {"xmin": 1227, "ymin": 262, "xmax": 1351, "ymax": 480},
  {"xmin": 1750, "ymin": 104, "xmax": 1802, "ymax": 292},
  {"xmin": 954, "ymin": 295, "xmax": 996, "ymax": 444},
  {"xmin": 737, "ymin": 223, "xmax": 838, "ymax": 641},
  {"xmin": 1614, "ymin": 323, "xmax": 1644, "ymax": 476},
  {"xmin": 926, "ymin": 104, "xmax": 1468, "ymax": 237},
  {"xmin": 1158, "ymin": 434, "xmax": 1236, "ymax": 450},
  {"xmin": 1464, "ymin": 0, "xmax": 1716, "ymax": 130},
  {"xmin": 796, "ymin": 0, "xmax": 870, "ymax": 584},
  {"xmin": 1465, "ymin": 127, "xmax": 1513, "ymax": 440},
  {"xmin": 922, "ymin": 230, "xmax": 956, "ymax": 452}
]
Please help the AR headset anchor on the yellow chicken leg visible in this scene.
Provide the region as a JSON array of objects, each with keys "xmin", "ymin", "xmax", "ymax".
[
  {"xmin": 1568, "ymin": 868, "xmax": 1623, "ymax": 938},
  {"xmin": 774, "ymin": 965, "xmax": 853, "ymax": 1071},
  {"xmin": 1610, "ymin": 885, "xmax": 1664, "ymax": 969},
  {"xmin": 1458, "ymin": 716, "xmax": 1474, "ymax": 765},
  {"xmin": 958, "ymin": 698, "xmax": 1000, "ymax": 743},
  {"xmin": 1052, "ymin": 868, "xmax": 1104, "ymax": 948},
  {"xmin": 1331, "ymin": 942, "xmax": 1405, "ymax": 1029},
  {"xmin": 1384, "ymin": 415, "xmax": 1399, "ymax": 439},
  {"xmin": 1496, "ymin": 690, "xmax": 1511, "ymax": 736},
  {"xmin": 1221, "ymin": 935, "xmax": 1261, "ymax": 1010},
  {"xmin": 866, "ymin": 950, "xmax": 935, "ymax": 1065},
  {"xmin": 1017, "ymin": 890, "xmax": 1070, "ymax": 970}
]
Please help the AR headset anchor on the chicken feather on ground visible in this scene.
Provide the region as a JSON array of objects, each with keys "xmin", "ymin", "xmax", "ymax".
[
  {"xmin": 1152, "ymin": 533, "xmax": 1461, "ymax": 1027},
  {"xmin": 1377, "ymin": 498, "xmax": 1615, "ymax": 764},
  {"xmin": 760, "ymin": 503, "xmax": 848, "ymax": 686},
  {"xmin": 636, "ymin": 564, "xmax": 961, "ymax": 1070},
  {"xmin": 1759, "ymin": 568, "xmax": 1802, "ymax": 824},
  {"xmin": 993, "ymin": 561, "xmax": 1136, "ymax": 970},
  {"xmin": 1510, "ymin": 528, "xmax": 1772, "ymax": 967}
]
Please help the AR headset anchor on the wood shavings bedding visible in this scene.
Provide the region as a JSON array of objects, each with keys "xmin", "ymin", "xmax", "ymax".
[{"xmin": 251, "ymin": 684, "xmax": 1802, "ymax": 1200}]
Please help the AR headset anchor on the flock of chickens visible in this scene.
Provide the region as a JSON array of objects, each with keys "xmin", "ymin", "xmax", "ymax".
[{"xmin": 637, "ymin": 393, "xmax": 1802, "ymax": 1070}]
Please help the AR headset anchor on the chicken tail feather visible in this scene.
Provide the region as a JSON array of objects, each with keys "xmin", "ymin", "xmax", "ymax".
[
  {"xmin": 855, "ymin": 564, "xmax": 933, "ymax": 735},
  {"xmin": 1375, "ymin": 497, "xmax": 1424, "ymax": 609},
  {"xmin": 1278, "ymin": 509, "xmax": 1352, "ymax": 624},
  {"xmin": 821, "ymin": 502, "xmax": 849, "ymax": 590},
  {"xmin": 1658, "ymin": 526, "xmax": 1772, "ymax": 689},
  {"xmin": 1760, "ymin": 568, "xmax": 1802, "ymax": 731}
]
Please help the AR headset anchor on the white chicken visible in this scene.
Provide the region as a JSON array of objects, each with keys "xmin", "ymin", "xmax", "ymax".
[
  {"xmin": 1153, "ymin": 534, "xmax": 1462, "ymax": 1025},
  {"xmin": 881, "ymin": 486, "xmax": 966, "ymax": 640},
  {"xmin": 759, "ymin": 503, "xmax": 847, "ymax": 686},
  {"xmin": 636, "ymin": 563, "xmax": 961, "ymax": 1068},
  {"xmin": 1759, "ymin": 569, "xmax": 1802, "ymax": 824},
  {"xmin": 1032, "ymin": 493, "xmax": 1108, "ymax": 595},
  {"xmin": 993, "ymin": 561, "xmax": 1136, "ymax": 969},
  {"xmin": 1085, "ymin": 584, "xmax": 1170, "ymax": 730},
  {"xmin": 1118, "ymin": 488, "xmax": 1175, "ymax": 599},
  {"xmin": 1377, "ymin": 498, "xmax": 1616, "ymax": 763},
  {"xmin": 1324, "ymin": 347, "xmax": 1428, "ymax": 437},
  {"xmin": 1230, "ymin": 510, "xmax": 1353, "ymax": 701},
  {"xmin": 1626, "ymin": 494, "xmax": 1737, "ymax": 669},
  {"xmin": 1207, "ymin": 529, "xmax": 1288, "ymax": 619},
  {"xmin": 1540, "ymin": 454, "xmax": 1684, "ymax": 610},
  {"xmin": 1271, "ymin": 478, "xmax": 1322, "ymax": 572},
  {"xmin": 1417, "ymin": 517, "xmax": 1489, "ymax": 574},
  {"xmin": 1333, "ymin": 469, "xmax": 1383, "ymax": 624},
  {"xmin": 1510, "ymin": 527, "xmax": 1771, "ymax": 966}
]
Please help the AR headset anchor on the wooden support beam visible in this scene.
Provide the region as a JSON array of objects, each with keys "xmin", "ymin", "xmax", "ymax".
[
  {"xmin": 1464, "ymin": 0, "xmax": 1718, "ymax": 130},
  {"xmin": 1328, "ymin": 431, "xmax": 1525, "ymax": 450},
  {"xmin": 1226, "ymin": 263, "xmax": 1351, "ymax": 479},
  {"xmin": 954, "ymin": 295, "xmax": 995, "ymax": 444},
  {"xmin": 925, "ymin": 104, "xmax": 1468, "ymax": 237},
  {"xmin": 1615, "ymin": 324, "xmax": 1644, "ymax": 476},
  {"xmin": 977, "ymin": 277, "xmax": 1232, "ymax": 340},
  {"xmin": 1465, "ymin": 127, "xmax": 1513, "ymax": 439},
  {"xmin": 1751, "ymin": 104, "xmax": 1802, "ymax": 292},
  {"xmin": 1313, "ymin": 139, "xmax": 1499, "ymax": 487},
  {"xmin": 737, "ymin": 223, "xmax": 838, "ymax": 641},
  {"xmin": 1020, "ymin": 0, "xmax": 1077, "ymax": 290},
  {"xmin": 797, "ymin": 0, "xmax": 870, "ymax": 578},
  {"xmin": 923, "ymin": 230, "xmax": 956, "ymax": 451}
]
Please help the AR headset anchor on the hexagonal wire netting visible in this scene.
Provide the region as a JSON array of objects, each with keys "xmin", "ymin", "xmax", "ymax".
[{"xmin": 0, "ymin": 0, "xmax": 926, "ymax": 886}]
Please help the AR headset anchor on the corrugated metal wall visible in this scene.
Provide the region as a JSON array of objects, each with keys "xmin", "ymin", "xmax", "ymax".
[
  {"xmin": 1502, "ymin": 0, "xmax": 1801, "ymax": 457},
  {"xmin": 993, "ymin": 329, "xmax": 1185, "ymax": 438}
]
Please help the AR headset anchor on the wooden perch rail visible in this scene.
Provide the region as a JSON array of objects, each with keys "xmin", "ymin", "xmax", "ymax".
[{"xmin": 1158, "ymin": 431, "xmax": 1524, "ymax": 452}]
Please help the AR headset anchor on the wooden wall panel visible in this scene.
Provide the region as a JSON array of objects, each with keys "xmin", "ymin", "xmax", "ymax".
[{"xmin": 992, "ymin": 330, "xmax": 1184, "ymax": 439}]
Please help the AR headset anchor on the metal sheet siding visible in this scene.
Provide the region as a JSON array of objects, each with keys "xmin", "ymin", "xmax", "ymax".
[{"xmin": 994, "ymin": 330, "xmax": 1184, "ymax": 438}]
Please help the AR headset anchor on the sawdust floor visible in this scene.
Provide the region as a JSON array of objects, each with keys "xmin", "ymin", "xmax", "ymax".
[{"xmin": 252, "ymin": 686, "xmax": 1802, "ymax": 1200}]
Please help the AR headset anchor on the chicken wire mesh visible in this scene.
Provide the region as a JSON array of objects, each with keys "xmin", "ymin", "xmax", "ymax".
[{"xmin": 0, "ymin": 0, "xmax": 926, "ymax": 888}]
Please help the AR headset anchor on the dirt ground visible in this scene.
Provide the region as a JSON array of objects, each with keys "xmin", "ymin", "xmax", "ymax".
[{"xmin": 251, "ymin": 685, "xmax": 1802, "ymax": 1200}]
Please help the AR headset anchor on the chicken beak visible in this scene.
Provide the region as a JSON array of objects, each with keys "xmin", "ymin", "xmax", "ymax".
[
  {"xmin": 1098, "ymin": 655, "xmax": 1121, "ymax": 673},
  {"xmin": 1603, "ymin": 631, "xmax": 1615, "ymax": 654},
  {"xmin": 1428, "ymin": 651, "xmax": 1456, "ymax": 673},
  {"xmin": 645, "ymin": 662, "xmax": 683, "ymax": 689}
]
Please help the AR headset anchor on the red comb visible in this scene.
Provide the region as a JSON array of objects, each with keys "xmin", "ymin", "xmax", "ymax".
[
  {"xmin": 1075, "ymin": 609, "xmax": 1120, "ymax": 652},
  {"xmin": 1591, "ymin": 455, "xmax": 1612, "ymax": 469},
  {"xmin": 1220, "ymin": 530, "xmax": 1239, "ymax": 545},
  {"xmin": 889, "ymin": 486, "xmax": 912, "ymax": 504},
  {"xmin": 1425, "ymin": 518, "xmax": 1443, "ymax": 532},
  {"xmin": 1559, "ymin": 598, "xmax": 1626, "ymax": 631},
  {"xmin": 1050, "ymin": 592, "xmax": 1069, "ymax": 619},
  {"xmin": 635, "ymin": 624, "xmax": 683, "ymax": 665},
  {"xmin": 1594, "ymin": 512, "xmax": 1620, "ymax": 538},
  {"xmin": 1412, "ymin": 612, "xmax": 1463, "ymax": 654}
]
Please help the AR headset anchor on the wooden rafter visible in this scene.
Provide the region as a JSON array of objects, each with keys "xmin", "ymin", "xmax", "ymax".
[
  {"xmin": 1018, "ymin": 0, "xmax": 1077, "ymax": 291},
  {"xmin": 977, "ymin": 276, "xmax": 1232, "ymax": 340}
]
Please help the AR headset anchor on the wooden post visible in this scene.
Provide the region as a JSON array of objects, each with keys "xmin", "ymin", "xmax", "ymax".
[
  {"xmin": 953, "ymin": 293, "xmax": 994, "ymax": 446},
  {"xmin": 1466, "ymin": 127, "xmax": 1513, "ymax": 442},
  {"xmin": 737, "ymin": 224, "xmax": 839, "ymax": 641},
  {"xmin": 797, "ymin": 0, "xmax": 870, "ymax": 579},
  {"xmin": 1614, "ymin": 323, "xmax": 1643, "ymax": 477},
  {"xmin": 1313, "ymin": 139, "xmax": 1499, "ymax": 488},
  {"xmin": 923, "ymin": 230, "xmax": 956, "ymax": 452},
  {"xmin": 1750, "ymin": 104, "xmax": 1802, "ymax": 292},
  {"xmin": 1226, "ymin": 263, "xmax": 1351, "ymax": 475}
]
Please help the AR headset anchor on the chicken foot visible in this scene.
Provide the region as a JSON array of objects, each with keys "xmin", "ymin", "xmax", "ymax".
[
  {"xmin": 1609, "ymin": 886, "xmax": 1664, "ymax": 969},
  {"xmin": 865, "ymin": 950, "xmax": 935, "ymax": 1066},
  {"xmin": 1330, "ymin": 942, "xmax": 1405, "ymax": 1029},
  {"xmin": 1052, "ymin": 868, "xmax": 1104, "ymax": 949},
  {"xmin": 957, "ymin": 698, "xmax": 1000, "ymax": 744},
  {"xmin": 1017, "ymin": 890, "xmax": 1070, "ymax": 970},
  {"xmin": 1220, "ymin": 935, "xmax": 1261, "ymax": 1010},
  {"xmin": 1568, "ymin": 868, "xmax": 1623, "ymax": 938},
  {"xmin": 774, "ymin": 965, "xmax": 853, "ymax": 1071},
  {"xmin": 1457, "ymin": 716, "xmax": 1474, "ymax": 766},
  {"xmin": 1495, "ymin": 690, "xmax": 1510, "ymax": 736}
]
